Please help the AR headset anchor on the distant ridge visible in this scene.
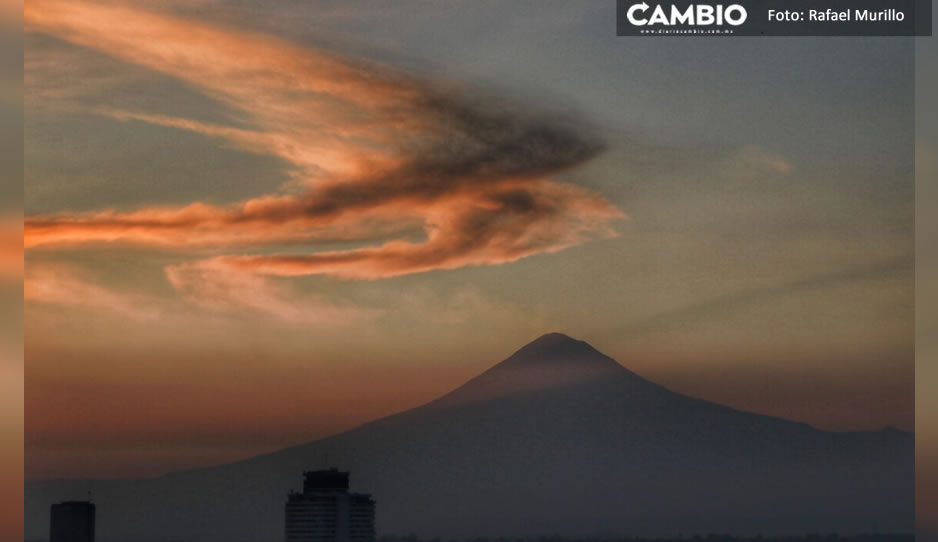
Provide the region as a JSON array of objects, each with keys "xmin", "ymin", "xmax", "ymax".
[{"xmin": 25, "ymin": 334, "xmax": 914, "ymax": 541}]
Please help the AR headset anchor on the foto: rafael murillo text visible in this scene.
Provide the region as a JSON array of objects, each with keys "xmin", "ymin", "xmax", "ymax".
[{"xmin": 768, "ymin": 9, "xmax": 906, "ymax": 21}]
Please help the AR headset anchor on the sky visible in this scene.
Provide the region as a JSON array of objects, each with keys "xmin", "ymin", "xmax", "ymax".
[
  {"xmin": 22, "ymin": 0, "xmax": 915, "ymax": 485},
  {"xmin": 1, "ymin": 0, "xmax": 24, "ymax": 537},
  {"xmin": 915, "ymin": 7, "xmax": 938, "ymax": 538}
]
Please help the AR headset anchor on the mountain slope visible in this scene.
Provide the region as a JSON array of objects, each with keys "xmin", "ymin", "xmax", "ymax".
[{"xmin": 25, "ymin": 333, "xmax": 913, "ymax": 541}]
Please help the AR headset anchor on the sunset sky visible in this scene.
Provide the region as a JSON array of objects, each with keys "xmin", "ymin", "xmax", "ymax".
[{"xmin": 23, "ymin": 0, "xmax": 914, "ymax": 480}]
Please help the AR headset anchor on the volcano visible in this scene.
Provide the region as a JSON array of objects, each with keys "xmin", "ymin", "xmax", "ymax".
[{"xmin": 25, "ymin": 333, "xmax": 913, "ymax": 541}]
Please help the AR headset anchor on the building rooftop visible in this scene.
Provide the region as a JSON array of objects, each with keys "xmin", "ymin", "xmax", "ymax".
[{"xmin": 301, "ymin": 468, "xmax": 350, "ymax": 492}]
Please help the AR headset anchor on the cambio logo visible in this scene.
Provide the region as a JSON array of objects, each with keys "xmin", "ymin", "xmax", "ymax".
[{"xmin": 627, "ymin": 3, "xmax": 748, "ymax": 26}]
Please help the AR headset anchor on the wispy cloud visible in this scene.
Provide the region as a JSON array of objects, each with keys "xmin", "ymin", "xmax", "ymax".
[
  {"xmin": 24, "ymin": 0, "xmax": 622, "ymax": 294},
  {"xmin": 25, "ymin": 262, "xmax": 378, "ymax": 326},
  {"xmin": 599, "ymin": 255, "xmax": 912, "ymax": 338},
  {"xmin": 165, "ymin": 261, "xmax": 379, "ymax": 324},
  {"xmin": 24, "ymin": 266, "xmax": 160, "ymax": 320}
]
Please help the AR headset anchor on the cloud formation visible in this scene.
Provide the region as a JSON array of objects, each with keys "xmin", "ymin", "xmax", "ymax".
[
  {"xmin": 164, "ymin": 262, "xmax": 378, "ymax": 323},
  {"xmin": 24, "ymin": 266, "xmax": 160, "ymax": 320},
  {"xmin": 24, "ymin": 0, "xmax": 621, "ymax": 311}
]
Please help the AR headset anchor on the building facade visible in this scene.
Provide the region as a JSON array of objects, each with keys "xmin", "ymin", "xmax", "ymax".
[
  {"xmin": 50, "ymin": 501, "xmax": 95, "ymax": 542},
  {"xmin": 286, "ymin": 469, "xmax": 376, "ymax": 542}
]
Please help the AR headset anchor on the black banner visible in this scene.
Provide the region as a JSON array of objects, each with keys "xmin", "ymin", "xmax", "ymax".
[{"xmin": 616, "ymin": 0, "xmax": 932, "ymax": 36}]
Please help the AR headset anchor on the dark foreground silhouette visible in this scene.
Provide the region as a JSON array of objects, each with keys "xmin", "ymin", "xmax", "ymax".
[
  {"xmin": 22, "ymin": 532, "xmax": 917, "ymax": 542},
  {"xmin": 377, "ymin": 534, "xmax": 914, "ymax": 542},
  {"xmin": 25, "ymin": 334, "xmax": 914, "ymax": 541}
]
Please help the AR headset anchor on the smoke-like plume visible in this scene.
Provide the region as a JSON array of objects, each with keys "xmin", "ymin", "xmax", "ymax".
[{"xmin": 24, "ymin": 0, "xmax": 622, "ymax": 302}]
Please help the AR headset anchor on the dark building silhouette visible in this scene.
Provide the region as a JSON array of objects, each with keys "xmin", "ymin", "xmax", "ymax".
[
  {"xmin": 50, "ymin": 501, "xmax": 95, "ymax": 542},
  {"xmin": 286, "ymin": 469, "xmax": 375, "ymax": 542}
]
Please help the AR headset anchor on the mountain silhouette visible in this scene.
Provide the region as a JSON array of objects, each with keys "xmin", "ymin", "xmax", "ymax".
[
  {"xmin": 431, "ymin": 332, "xmax": 654, "ymax": 406},
  {"xmin": 25, "ymin": 333, "xmax": 913, "ymax": 540}
]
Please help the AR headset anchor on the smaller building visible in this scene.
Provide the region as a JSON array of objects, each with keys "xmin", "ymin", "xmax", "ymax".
[
  {"xmin": 50, "ymin": 501, "xmax": 95, "ymax": 542},
  {"xmin": 286, "ymin": 469, "xmax": 375, "ymax": 542}
]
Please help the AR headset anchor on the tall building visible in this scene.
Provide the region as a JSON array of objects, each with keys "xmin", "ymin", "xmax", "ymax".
[
  {"xmin": 286, "ymin": 469, "xmax": 375, "ymax": 542},
  {"xmin": 50, "ymin": 501, "xmax": 95, "ymax": 542}
]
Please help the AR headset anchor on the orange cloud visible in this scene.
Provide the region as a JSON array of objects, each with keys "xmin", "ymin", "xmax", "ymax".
[
  {"xmin": 215, "ymin": 182, "xmax": 621, "ymax": 280},
  {"xmin": 24, "ymin": 0, "xmax": 623, "ymax": 299}
]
